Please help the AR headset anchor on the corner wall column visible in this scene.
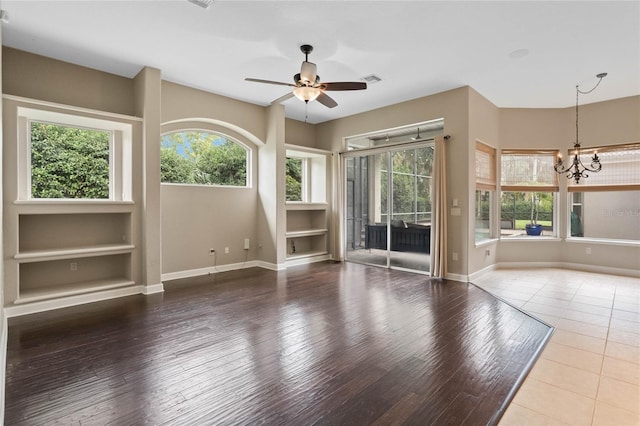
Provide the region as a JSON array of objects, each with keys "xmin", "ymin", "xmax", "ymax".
[
  {"xmin": 133, "ymin": 67, "xmax": 163, "ymax": 291},
  {"xmin": 257, "ymin": 104, "xmax": 286, "ymax": 268}
]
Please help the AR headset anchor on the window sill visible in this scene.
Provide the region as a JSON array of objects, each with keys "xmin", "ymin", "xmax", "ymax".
[
  {"xmin": 565, "ymin": 237, "xmax": 640, "ymax": 248},
  {"xmin": 500, "ymin": 237, "xmax": 562, "ymax": 242},
  {"xmin": 286, "ymin": 202, "xmax": 328, "ymax": 210},
  {"xmin": 14, "ymin": 199, "xmax": 134, "ymax": 205},
  {"xmin": 475, "ymin": 238, "xmax": 499, "ymax": 248}
]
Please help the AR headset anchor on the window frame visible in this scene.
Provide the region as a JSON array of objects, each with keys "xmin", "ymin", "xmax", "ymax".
[
  {"xmin": 160, "ymin": 128, "xmax": 251, "ymax": 188},
  {"xmin": 475, "ymin": 141, "xmax": 497, "ymax": 244},
  {"xmin": 17, "ymin": 106, "xmax": 132, "ymax": 202},
  {"xmin": 566, "ymin": 142, "xmax": 640, "ymax": 244},
  {"xmin": 286, "ymin": 155, "xmax": 308, "ymax": 202},
  {"xmin": 499, "ymin": 149, "xmax": 560, "ymax": 239},
  {"xmin": 285, "ymin": 146, "xmax": 328, "ymax": 205}
]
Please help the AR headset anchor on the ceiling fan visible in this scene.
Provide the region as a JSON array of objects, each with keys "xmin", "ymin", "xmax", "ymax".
[{"xmin": 245, "ymin": 44, "xmax": 367, "ymax": 109}]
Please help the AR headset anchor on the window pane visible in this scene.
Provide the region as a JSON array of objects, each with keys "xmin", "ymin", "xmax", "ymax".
[
  {"xmin": 571, "ymin": 191, "xmax": 640, "ymax": 241},
  {"xmin": 500, "ymin": 191, "xmax": 556, "ymax": 237},
  {"xmin": 501, "ymin": 153, "xmax": 557, "ymax": 188},
  {"xmin": 161, "ymin": 131, "xmax": 248, "ymax": 186},
  {"xmin": 30, "ymin": 122, "xmax": 110, "ymax": 199},
  {"xmin": 286, "ymin": 157, "xmax": 303, "ymax": 201},
  {"xmin": 475, "ymin": 189, "xmax": 491, "ymax": 243}
]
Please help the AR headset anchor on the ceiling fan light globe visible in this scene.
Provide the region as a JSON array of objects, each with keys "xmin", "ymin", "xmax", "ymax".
[{"xmin": 293, "ymin": 86, "xmax": 322, "ymax": 102}]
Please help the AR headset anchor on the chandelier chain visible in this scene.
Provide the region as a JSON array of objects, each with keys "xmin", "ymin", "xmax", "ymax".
[{"xmin": 555, "ymin": 73, "xmax": 607, "ymax": 184}]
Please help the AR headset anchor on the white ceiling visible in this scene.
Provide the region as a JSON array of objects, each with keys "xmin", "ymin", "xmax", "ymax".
[{"xmin": 2, "ymin": 1, "xmax": 639, "ymax": 124}]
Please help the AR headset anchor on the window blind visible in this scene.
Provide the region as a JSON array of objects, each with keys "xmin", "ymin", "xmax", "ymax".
[
  {"xmin": 475, "ymin": 142, "xmax": 496, "ymax": 190},
  {"xmin": 567, "ymin": 142, "xmax": 640, "ymax": 191},
  {"xmin": 501, "ymin": 150, "xmax": 559, "ymax": 192}
]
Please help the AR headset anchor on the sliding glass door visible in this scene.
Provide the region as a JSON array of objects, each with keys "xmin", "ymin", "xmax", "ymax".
[{"xmin": 344, "ymin": 144, "xmax": 433, "ymax": 273}]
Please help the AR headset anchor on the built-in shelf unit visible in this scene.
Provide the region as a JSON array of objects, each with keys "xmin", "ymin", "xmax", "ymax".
[
  {"xmin": 285, "ymin": 145, "xmax": 332, "ymax": 265},
  {"xmin": 8, "ymin": 205, "xmax": 136, "ymax": 307}
]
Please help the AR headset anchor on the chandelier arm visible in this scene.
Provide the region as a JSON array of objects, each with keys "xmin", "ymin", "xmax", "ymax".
[{"xmin": 555, "ymin": 73, "xmax": 606, "ymax": 184}]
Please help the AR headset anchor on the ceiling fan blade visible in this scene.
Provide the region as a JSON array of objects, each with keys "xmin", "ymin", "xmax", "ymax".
[
  {"xmin": 319, "ymin": 82, "xmax": 367, "ymax": 91},
  {"xmin": 316, "ymin": 92, "xmax": 338, "ymax": 108},
  {"xmin": 300, "ymin": 61, "xmax": 317, "ymax": 84},
  {"xmin": 245, "ymin": 78, "xmax": 296, "ymax": 87},
  {"xmin": 271, "ymin": 92, "xmax": 295, "ymax": 105}
]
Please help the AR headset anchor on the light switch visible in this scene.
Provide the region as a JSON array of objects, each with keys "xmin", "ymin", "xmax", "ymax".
[{"xmin": 451, "ymin": 207, "xmax": 461, "ymax": 216}]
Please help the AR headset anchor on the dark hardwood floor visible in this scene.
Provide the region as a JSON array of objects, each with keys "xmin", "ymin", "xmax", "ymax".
[{"xmin": 5, "ymin": 262, "xmax": 552, "ymax": 425}]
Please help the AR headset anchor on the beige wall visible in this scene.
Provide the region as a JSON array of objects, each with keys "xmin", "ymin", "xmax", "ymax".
[
  {"xmin": 159, "ymin": 81, "xmax": 267, "ymax": 273},
  {"xmin": 2, "ymin": 47, "xmax": 135, "ymax": 116},
  {"xmin": 285, "ymin": 118, "xmax": 316, "ymax": 148},
  {"xmin": 161, "ymin": 184, "xmax": 258, "ymax": 272},
  {"xmin": 467, "ymin": 88, "xmax": 500, "ymax": 274}
]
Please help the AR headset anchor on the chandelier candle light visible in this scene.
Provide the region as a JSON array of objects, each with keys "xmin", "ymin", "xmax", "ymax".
[{"xmin": 554, "ymin": 72, "xmax": 607, "ymax": 184}]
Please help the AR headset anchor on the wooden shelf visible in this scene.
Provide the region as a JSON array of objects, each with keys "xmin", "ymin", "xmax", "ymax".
[
  {"xmin": 285, "ymin": 229, "xmax": 328, "ymax": 238},
  {"xmin": 15, "ymin": 278, "xmax": 135, "ymax": 305},
  {"xmin": 286, "ymin": 250, "xmax": 329, "ymax": 261},
  {"xmin": 15, "ymin": 244, "xmax": 135, "ymax": 263},
  {"xmin": 285, "ymin": 203, "xmax": 328, "ymax": 211}
]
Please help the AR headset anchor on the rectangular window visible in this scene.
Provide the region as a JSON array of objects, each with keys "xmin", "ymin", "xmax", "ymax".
[
  {"xmin": 18, "ymin": 107, "xmax": 133, "ymax": 202},
  {"xmin": 568, "ymin": 143, "xmax": 640, "ymax": 242},
  {"xmin": 500, "ymin": 150, "xmax": 558, "ymax": 238},
  {"xmin": 286, "ymin": 157, "xmax": 305, "ymax": 201},
  {"xmin": 30, "ymin": 122, "xmax": 111, "ymax": 199},
  {"xmin": 475, "ymin": 142, "xmax": 496, "ymax": 243},
  {"xmin": 285, "ymin": 147, "xmax": 327, "ymax": 204}
]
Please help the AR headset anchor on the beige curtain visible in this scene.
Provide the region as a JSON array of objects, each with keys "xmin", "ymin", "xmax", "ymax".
[{"xmin": 430, "ymin": 135, "xmax": 447, "ymax": 278}]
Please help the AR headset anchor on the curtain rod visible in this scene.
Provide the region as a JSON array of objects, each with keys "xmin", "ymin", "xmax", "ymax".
[{"xmin": 340, "ymin": 134, "xmax": 450, "ymax": 156}]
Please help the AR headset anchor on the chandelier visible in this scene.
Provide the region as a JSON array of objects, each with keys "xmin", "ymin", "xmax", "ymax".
[{"xmin": 554, "ymin": 73, "xmax": 607, "ymax": 184}]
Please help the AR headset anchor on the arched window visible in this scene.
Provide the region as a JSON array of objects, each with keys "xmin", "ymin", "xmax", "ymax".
[{"xmin": 160, "ymin": 130, "xmax": 249, "ymax": 187}]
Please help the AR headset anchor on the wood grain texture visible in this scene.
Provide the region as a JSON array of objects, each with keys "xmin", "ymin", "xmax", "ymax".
[{"xmin": 5, "ymin": 262, "xmax": 551, "ymax": 425}]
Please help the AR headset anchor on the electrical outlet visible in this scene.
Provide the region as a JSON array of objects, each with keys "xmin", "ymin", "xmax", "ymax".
[
  {"xmin": 209, "ymin": 248, "xmax": 215, "ymax": 256},
  {"xmin": 224, "ymin": 247, "xmax": 229, "ymax": 254},
  {"xmin": 244, "ymin": 238, "xmax": 250, "ymax": 250},
  {"xmin": 485, "ymin": 249, "xmax": 491, "ymax": 256},
  {"xmin": 452, "ymin": 252, "xmax": 458, "ymax": 261},
  {"xmin": 586, "ymin": 247, "xmax": 592, "ymax": 255},
  {"xmin": 70, "ymin": 262, "xmax": 77, "ymax": 271}
]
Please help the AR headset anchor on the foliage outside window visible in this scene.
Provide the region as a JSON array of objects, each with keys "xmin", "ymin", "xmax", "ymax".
[
  {"xmin": 286, "ymin": 157, "xmax": 304, "ymax": 201},
  {"xmin": 475, "ymin": 142, "xmax": 496, "ymax": 243},
  {"xmin": 30, "ymin": 122, "xmax": 110, "ymax": 199},
  {"xmin": 380, "ymin": 147, "xmax": 433, "ymax": 224},
  {"xmin": 567, "ymin": 143, "xmax": 640, "ymax": 242},
  {"xmin": 161, "ymin": 131, "xmax": 248, "ymax": 187},
  {"xmin": 500, "ymin": 150, "xmax": 558, "ymax": 237}
]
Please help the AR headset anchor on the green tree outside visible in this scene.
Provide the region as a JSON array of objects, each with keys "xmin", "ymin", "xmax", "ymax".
[
  {"xmin": 30, "ymin": 122, "xmax": 110, "ymax": 199},
  {"xmin": 286, "ymin": 157, "xmax": 303, "ymax": 201},
  {"xmin": 161, "ymin": 131, "xmax": 247, "ymax": 186}
]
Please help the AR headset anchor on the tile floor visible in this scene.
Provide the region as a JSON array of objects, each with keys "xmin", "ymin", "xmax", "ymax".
[{"xmin": 473, "ymin": 268, "xmax": 640, "ymax": 426}]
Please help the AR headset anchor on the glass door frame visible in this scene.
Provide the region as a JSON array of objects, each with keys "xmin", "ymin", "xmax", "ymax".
[{"xmin": 341, "ymin": 139, "xmax": 435, "ymax": 273}]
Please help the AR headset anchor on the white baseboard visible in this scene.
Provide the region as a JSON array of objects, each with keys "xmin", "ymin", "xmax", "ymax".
[
  {"xmin": 446, "ymin": 272, "xmax": 469, "ymax": 282},
  {"xmin": 494, "ymin": 262, "xmax": 640, "ymax": 278},
  {"xmin": 4, "ymin": 285, "xmax": 143, "ymax": 318},
  {"xmin": 468, "ymin": 264, "xmax": 498, "ymax": 282},
  {"xmin": 285, "ymin": 254, "xmax": 331, "ymax": 268},
  {"xmin": 141, "ymin": 283, "xmax": 164, "ymax": 295},
  {"xmin": 161, "ymin": 260, "xmax": 284, "ymax": 282},
  {"xmin": 251, "ymin": 260, "xmax": 285, "ymax": 271}
]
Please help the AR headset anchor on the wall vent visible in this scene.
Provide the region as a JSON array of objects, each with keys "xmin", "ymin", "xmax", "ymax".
[{"xmin": 361, "ymin": 74, "xmax": 382, "ymax": 84}]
